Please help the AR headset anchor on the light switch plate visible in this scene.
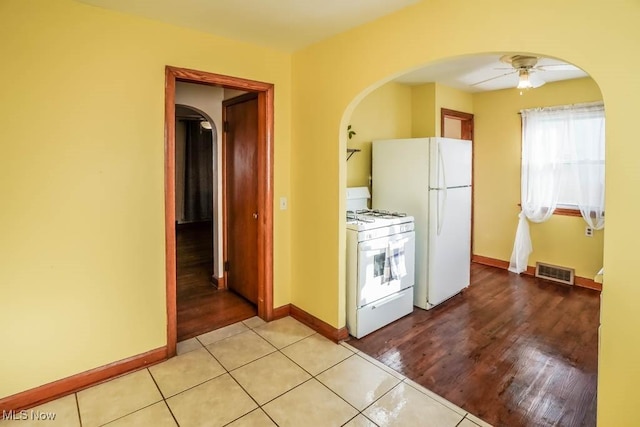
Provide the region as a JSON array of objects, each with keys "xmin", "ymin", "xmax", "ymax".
[{"xmin": 280, "ymin": 197, "xmax": 287, "ymax": 210}]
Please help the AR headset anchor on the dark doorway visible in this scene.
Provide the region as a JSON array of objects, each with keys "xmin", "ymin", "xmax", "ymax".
[
  {"xmin": 176, "ymin": 221, "xmax": 256, "ymax": 341},
  {"xmin": 165, "ymin": 66, "xmax": 275, "ymax": 356},
  {"xmin": 174, "ymin": 107, "xmax": 256, "ymax": 341}
]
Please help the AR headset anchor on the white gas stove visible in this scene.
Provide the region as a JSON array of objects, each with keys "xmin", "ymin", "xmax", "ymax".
[
  {"xmin": 347, "ymin": 209, "xmax": 415, "ymax": 241},
  {"xmin": 345, "ymin": 188, "xmax": 416, "ymax": 338}
]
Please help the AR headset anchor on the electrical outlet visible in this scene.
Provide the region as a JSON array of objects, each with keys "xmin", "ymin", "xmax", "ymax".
[
  {"xmin": 279, "ymin": 197, "xmax": 287, "ymax": 210},
  {"xmin": 585, "ymin": 226, "xmax": 593, "ymax": 237}
]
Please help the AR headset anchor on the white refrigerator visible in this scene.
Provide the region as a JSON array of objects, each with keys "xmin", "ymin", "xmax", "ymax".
[{"xmin": 372, "ymin": 137, "xmax": 472, "ymax": 310}]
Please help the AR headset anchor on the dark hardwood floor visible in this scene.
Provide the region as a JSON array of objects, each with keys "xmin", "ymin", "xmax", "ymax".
[
  {"xmin": 348, "ymin": 263, "xmax": 600, "ymax": 427},
  {"xmin": 177, "ymin": 221, "xmax": 256, "ymax": 341}
]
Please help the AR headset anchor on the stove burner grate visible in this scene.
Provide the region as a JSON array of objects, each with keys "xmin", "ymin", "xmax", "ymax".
[{"xmin": 355, "ymin": 209, "xmax": 407, "ymax": 218}]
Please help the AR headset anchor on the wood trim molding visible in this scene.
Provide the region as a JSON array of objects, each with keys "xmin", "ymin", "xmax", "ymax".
[
  {"xmin": 516, "ymin": 204, "xmax": 583, "ymax": 218},
  {"xmin": 471, "ymin": 255, "xmax": 601, "ymax": 291},
  {"xmin": 272, "ymin": 304, "xmax": 291, "ymax": 320},
  {"xmin": 166, "ymin": 66, "xmax": 274, "ymax": 92},
  {"xmin": 259, "ymin": 88, "xmax": 275, "ymax": 321},
  {"xmin": 164, "ymin": 68, "xmax": 178, "ymax": 357},
  {"xmin": 220, "ymin": 93, "xmax": 229, "ymax": 293},
  {"xmin": 165, "ymin": 66, "xmax": 275, "ymax": 357},
  {"xmin": 471, "ymin": 255, "xmax": 509, "ymax": 270},
  {"xmin": 289, "ymin": 305, "xmax": 350, "ymax": 343},
  {"xmin": 441, "ymin": 108, "xmax": 474, "ymax": 140},
  {"xmin": 553, "ymin": 207, "xmax": 583, "ymax": 217},
  {"xmin": 0, "ymin": 347, "xmax": 166, "ymax": 412},
  {"xmin": 210, "ymin": 276, "xmax": 225, "ymax": 290},
  {"xmin": 575, "ymin": 276, "xmax": 603, "ymax": 291},
  {"xmin": 268, "ymin": 304, "xmax": 350, "ymax": 342}
]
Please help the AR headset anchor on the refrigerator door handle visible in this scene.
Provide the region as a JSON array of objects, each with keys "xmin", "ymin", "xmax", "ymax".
[
  {"xmin": 437, "ymin": 188, "xmax": 447, "ymax": 235},
  {"xmin": 438, "ymin": 140, "xmax": 447, "ymax": 190},
  {"xmin": 437, "ymin": 142, "xmax": 447, "ymax": 235}
]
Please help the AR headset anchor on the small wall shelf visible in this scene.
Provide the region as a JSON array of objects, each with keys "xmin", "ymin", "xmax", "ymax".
[{"xmin": 347, "ymin": 148, "xmax": 361, "ymax": 161}]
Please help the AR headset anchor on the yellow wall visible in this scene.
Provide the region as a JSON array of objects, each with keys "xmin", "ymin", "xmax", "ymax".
[
  {"xmin": 410, "ymin": 83, "xmax": 473, "ymax": 137},
  {"xmin": 473, "ymin": 78, "xmax": 604, "ymax": 278},
  {"xmin": 435, "ymin": 84, "xmax": 474, "ymax": 136},
  {"xmin": 3, "ymin": 0, "xmax": 640, "ymax": 424},
  {"xmin": 290, "ymin": 1, "xmax": 640, "ymax": 425},
  {"xmin": 0, "ymin": 0, "xmax": 291, "ymax": 398},
  {"xmin": 347, "ymin": 82, "xmax": 412, "ymax": 188},
  {"xmin": 411, "ymin": 83, "xmax": 436, "ymax": 137}
]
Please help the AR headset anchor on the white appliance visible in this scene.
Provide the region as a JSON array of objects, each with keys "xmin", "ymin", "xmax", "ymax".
[
  {"xmin": 346, "ymin": 187, "xmax": 415, "ymax": 338},
  {"xmin": 372, "ymin": 137, "xmax": 472, "ymax": 310}
]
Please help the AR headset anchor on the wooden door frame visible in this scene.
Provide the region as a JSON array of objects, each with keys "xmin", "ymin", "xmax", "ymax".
[
  {"xmin": 165, "ymin": 66, "xmax": 274, "ymax": 356},
  {"xmin": 441, "ymin": 108, "xmax": 475, "ymax": 254}
]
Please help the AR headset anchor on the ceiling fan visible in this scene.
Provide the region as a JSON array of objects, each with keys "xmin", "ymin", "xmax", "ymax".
[{"xmin": 472, "ymin": 55, "xmax": 580, "ymax": 90}]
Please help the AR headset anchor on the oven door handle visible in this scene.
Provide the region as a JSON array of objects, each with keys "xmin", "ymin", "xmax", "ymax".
[{"xmin": 359, "ymin": 233, "xmax": 410, "ymax": 251}]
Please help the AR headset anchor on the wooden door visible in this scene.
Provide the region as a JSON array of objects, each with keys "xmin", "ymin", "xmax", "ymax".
[
  {"xmin": 223, "ymin": 93, "xmax": 259, "ymax": 304},
  {"xmin": 441, "ymin": 108, "xmax": 474, "ymax": 140}
]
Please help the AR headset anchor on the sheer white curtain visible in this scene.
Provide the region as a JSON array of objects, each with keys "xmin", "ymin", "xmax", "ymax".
[
  {"xmin": 570, "ymin": 104, "xmax": 606, "ymax": 229},
  {"xmin": 508, "ymin": 108, "xmax": 565, "ymax": 273},
  {"xmin": 508, "ymin": 102, "xmax": 605, "ymax": 274}
]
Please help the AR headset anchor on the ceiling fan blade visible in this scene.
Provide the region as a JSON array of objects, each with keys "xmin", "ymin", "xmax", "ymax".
[
  {"xmin": 536, "ymin": 64, "xmax": 579, "ymax": 71},
  {"xmin": 471, "ymin": 70, "xmax": 516, "ymax": 86}
]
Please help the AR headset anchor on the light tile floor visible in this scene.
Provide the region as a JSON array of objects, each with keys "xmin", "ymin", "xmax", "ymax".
[{"xmin": 1, "ymin": 317, "xmax": 493, "ymax": 427}]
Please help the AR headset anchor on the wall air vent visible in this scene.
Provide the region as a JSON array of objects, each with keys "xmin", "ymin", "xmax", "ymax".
[{"xmin": 535, "ymin": 262, "xmax": 575, "ymax": 286}]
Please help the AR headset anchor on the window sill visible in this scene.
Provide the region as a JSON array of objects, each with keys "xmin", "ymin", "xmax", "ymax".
[
  {"xmin": 517, "ymin": 204, "xmax": 582, "ymax": 217},
  {"xmin": 553, "ymin": 207, "xmax": 582, "ymax": 217}
]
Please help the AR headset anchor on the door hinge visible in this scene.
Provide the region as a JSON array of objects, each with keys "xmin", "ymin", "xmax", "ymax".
[
  {"xmin": 224, "ymin": 261, "xmax": 230, "ymax": 272},
  {"xmin": 223, "ymin": 121, "xmax": 229, "ymax": 132}
]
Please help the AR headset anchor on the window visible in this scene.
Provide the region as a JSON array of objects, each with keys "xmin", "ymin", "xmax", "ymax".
[
  {"xmin": 520, "ymin": 102, "xmax": 605, "ymax": 227},
  {"xmin": 509, "ymin": 102, "xmax": 605, "ymax": 274}
]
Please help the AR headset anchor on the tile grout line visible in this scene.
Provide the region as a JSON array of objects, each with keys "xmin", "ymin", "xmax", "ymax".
[
  {"xmin": 214, "ymin": 327, "xmax": 360, "ymax": 423},
  {"xmin": 351, "ymin": 341, "xmax": 485, "ymax": 423},
  {"xmin": 222, "ymin": 361, "xmax": 282, "ymax": 425},
  {"xmin": 201, "ymin": 336, "xmax": 278, "ymax": 373},
  {"xmin": 74, "ymin": 392, "xmax": 83, "ymax": 427},
  {"xmin": 145, "ymin": 367, "xmax": 181, "ymax": 427},
  {"xmin": 221, "ymin": 319, "xmax": 400, "ymax": 424},
  {"xmin": 277, "ymin": 335, "xmax": 352, "ymax": 376},
  {"xmin": 171, "ymin": 338, "xmax": 262, "ymax": 426},
  {"xmin": 273, "ymin": 346, "xmax": 394, "ymax": 423},
  {"xmin": 401, "ymin": 377, "xmax": 469, "ymax": 418},
  {"xmin": 96, "ymin": 401, "xmax": 167, "ymax": 427},
  {"xmin": 162, "ymin": 400, "xmax": 181, "ymax": 427},
  {"xmin": 357, "ymin": 377, "xmax": 405, "ymax": 416},
  {"xmin": 199, "ymin": 337, "xmax": 280, "ymax": 424},
  {"xmin": 180, "ymin": 317, "xmax": 482, "ymax": 426},
  {"xmin": 146, "ymin": 367, "xmax": 168, "ymax": 401},
  {"xmin": 353, "ymin": 351, "xmax": 405, "ymax": 378},
  {"xmin": 95, "ymin": 370, "xmax": 168, "ymax": 426}
]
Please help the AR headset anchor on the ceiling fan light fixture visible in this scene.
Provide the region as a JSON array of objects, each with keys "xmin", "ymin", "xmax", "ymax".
[{"xmin": 517, "ymin": 69, "xmax": 533, "ymax": 90}]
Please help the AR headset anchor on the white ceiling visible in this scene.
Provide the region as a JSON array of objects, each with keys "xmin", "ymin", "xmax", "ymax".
[
  {"xmin": 395, "ymin": 54, "xmax": 588, "ymax": 92},
  {"xmin": 76, "ymin": 0, "xmax": 420, "ymax": 52},
  {"xmin": 75, "ymin": 2, "xmax": 589, "ymax": 91}
]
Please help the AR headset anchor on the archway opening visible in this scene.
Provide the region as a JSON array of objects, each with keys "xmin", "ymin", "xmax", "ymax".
[{"xmin": 342, "ymin": 52, "xmax": 604, "ymax": 427}]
